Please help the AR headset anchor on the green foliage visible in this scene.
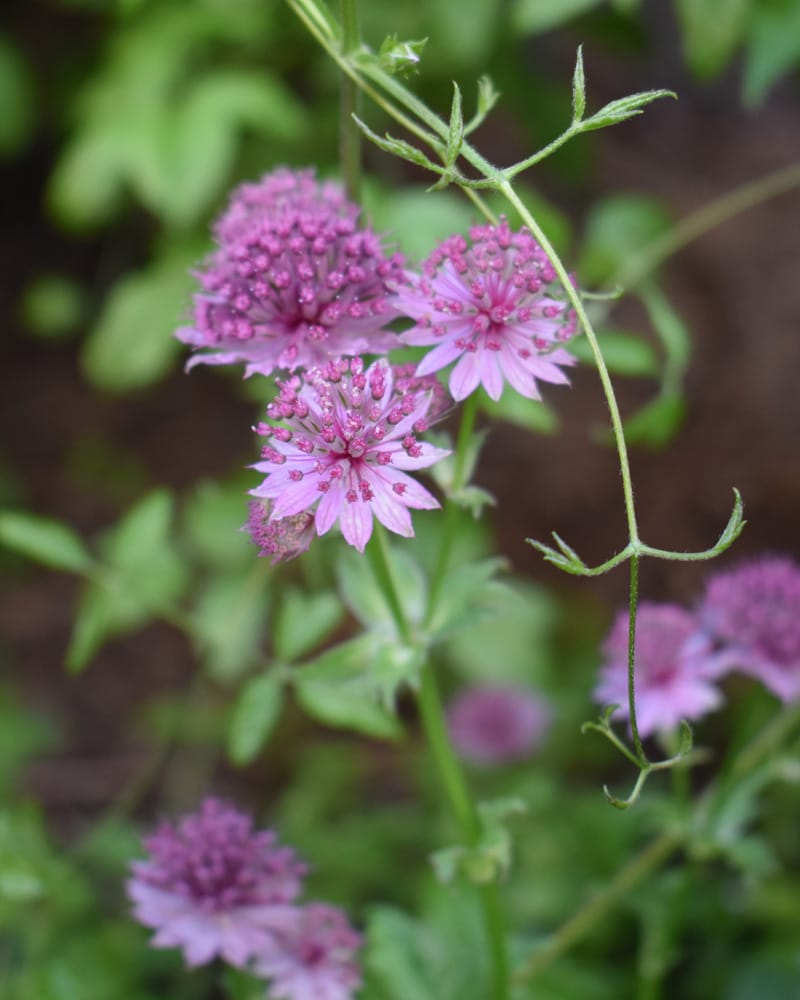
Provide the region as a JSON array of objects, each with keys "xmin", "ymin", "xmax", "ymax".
[
  {"xmin": 0, "ymin": 33, "xmax": 34, "ymax": 156},
  {"xmin": 228, "ymin": 672, "xmax": 284, "ymax": 764},
  {"xmin": 676, "ymin": 0, "xmax": 751, "ymax": 80},
  {"xmin": 192, "ymin": 573, "xmax": 268, "ymax": 682},
  {"xmin": 579, "ymin": 194, "xmax": 671, "ymax": 287},
  {"xmin": 0, "ymin": 511, "xmax": 93, "ymax": 573},
  {"xmin": 81, "ymin": 241, "xmax": 203, "ymax": 391},
  {"xmin": 272, "ymin": 588, "xmax": 344, "ymax": 662},
  {"xmin": 67, "ymin": 490, "xmax": 188, "ymax": 671},
  {"xmin": 568, "ymin": 330, "xmax": 659, "ymax": 377},
  {"xmin": 20, "ymin": 275, "xmax": 88, "ymax": 341},
  {"xmin": 510, "ymin": 0, "xmax": 605, "ymax": 36},
  {"xmin": 743, "ymin": 0, "xmax": 800, "ymax": 105}
]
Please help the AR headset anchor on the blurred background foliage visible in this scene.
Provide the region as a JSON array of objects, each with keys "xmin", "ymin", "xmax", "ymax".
[{"xmin": 2, "ymin": 0, "xmax": 800, "ymax": 997}]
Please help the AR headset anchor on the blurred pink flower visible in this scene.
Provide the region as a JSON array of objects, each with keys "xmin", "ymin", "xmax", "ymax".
[
  {"xmin": 255, "ymin": 904, "xmax": 362, "ymax": 1000},
  {"xmin": 696, "ymin": 555, "xmax": 800, "ymax": 701},
  {"xmin": 177, "ymin": 168, "xmax": 406, "ymax": 377},
  {"xmin": 245, "ymin": 499, "xmax": 315, "ymax": 565},
  {"xmin": 595, "ymin": 603, "xmax": 723, "ymax": 738},
  {"xmin": 250, "ymin": 357, "xmax": 450, "ymax": 553},
  {"xmin": 446, "ymin": 683, "xmax": 551, "ymax": 766},
  {"xmin": 127, "ymin": 798, "xmax": 305, "ymax": 968},
  {"xmin": 394, "ymin": 219, "xmax": 577, "ymax": 401}
]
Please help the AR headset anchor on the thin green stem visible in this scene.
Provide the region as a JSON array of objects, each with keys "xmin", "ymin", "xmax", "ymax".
[
  {"xmin": 365, "ymin": 524, "xmax": 413, "ymax": 645},
  {"xmin": 514, "ymin": 832, "xmax": 680, "ymax": 983},
  {"xmin": 614, "ymin": 161, "xmax": 800, "ymax": 292},
  {"xmin": 418, "ymin": 666, "xmax": 509, "ymax": 1000},
  {"xmin": 339, "ymin": 0, "xmax": 361, "ymax": 201}
]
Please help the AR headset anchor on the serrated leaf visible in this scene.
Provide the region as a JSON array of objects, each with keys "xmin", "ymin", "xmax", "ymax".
[
  {"xmin": 445, "ymin": 83, "xmax": 464, "ymax": 169},
  {"xmin": 352, "ymin": 115, "xmax": 441, "ymax": 172},
  {"xmin": 337, "ymin": 547, "xmax": 427, "ymax": 631},
  {"xmin": 228, "ymin": 673, "xmax": 284, "ymax": 765},
  {"xmin": 273, "ymin": 589, "xmax": 344, "ymax": 663},
  {"xmin": 295, "ymin": 635, "xmax": 403, "ymax": 739},
  {"xmin": 0, "ymin": 511, "xmax": 92, "ymax": 573},
  {"xmin": 580, "ymin": 90, "xmax": 676, "ymax": 132},
  {"xmin": 193, "ymin": 575, "xmax": 267, "ymax": 683},
  {"xmin": 82, "ymin": 243, "xmax": 202, "ymax": 391}
]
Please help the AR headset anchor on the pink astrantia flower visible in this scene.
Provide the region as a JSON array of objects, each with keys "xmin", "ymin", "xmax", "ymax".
[
  {"xmin": 250, "ymin": 357, "xmax": 451, "ymax": 553},
  {"xmin": 446, "ymin": 684, "xmax": 550, "ymax": 766},
  {"xmin": 695, "ymin": 556, "xmax": 800, "ymax": 701},
  {"xmin": 394, "ymin": 218, "xmax": 577, "ymax": 401},
  {"xmin": 255, "ymin": 904, "xmax": 362, "ymax": 1000},
  {"xmin": 177, "ymin": 168, "xmax": 407, "ymax": 377},
  {"xmin": 127, "ymin": 798, "xmax": 306, "ymax": 968},
  {"xmin": 595, "ymin": 603, "xmax": 723, "ymax": 738},
  {"xmin": 245, "ymin": 499, "xmax": 315, "ymax": 565}
]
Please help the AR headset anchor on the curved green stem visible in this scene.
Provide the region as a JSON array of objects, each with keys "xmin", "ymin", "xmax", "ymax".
[
  {"xmin": 627, "ymin": 554, "xmax": 645, "ymax": 763},
  {"xmin": 339, "ymin": 0, "xmax": 361, "ymax": 201}
]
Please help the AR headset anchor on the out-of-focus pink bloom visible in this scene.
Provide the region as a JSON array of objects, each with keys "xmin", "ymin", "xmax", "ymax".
[
  {"xmin": 245, "ymin": 499, "xmax": 315, "ymax": 564},
  {"xmin": 250, "ymin": 357, "xmax": 450, "ymax": 553},
  {"xmin": 255, "ymin": 904, "xmax": 362, "ymax": 1000},
  {"xmin": 595, "ymin": 603, "xmax": 723, "ymax": 737},
  {"xmin": 394, "ymin": 219, "xmax": 577, "ymax": 401},
  {"xmin": 446, "ymin": 684, "xmax": 550, "ymax": 766},
  {"xmin": 177, "ymin": 168, "xmax": 406, "ymax": 377},
  {"xmin": 127, "ymin": 798, "xmax": 306, "ymax": 968},
  {"xmin": 695, "ymin": 555, "xmax": 800, "ymax": 701}
]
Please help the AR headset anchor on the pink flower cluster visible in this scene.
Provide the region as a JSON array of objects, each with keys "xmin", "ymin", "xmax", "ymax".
[
  {"xmin": 128, "ymin": 798, "xmax": 361, "ymax": 1000},
  {"xmin": 175, "ymin": 167, "xmax": 581, "ymax": 557},
  {"xmin": 595, "ymin": 555, "xmax": 800, "ymax": 737}
]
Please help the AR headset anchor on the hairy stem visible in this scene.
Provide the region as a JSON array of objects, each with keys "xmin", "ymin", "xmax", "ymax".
[{"xmin": 339, "ymin": 0, "xmax": 362, "ymax": 201}]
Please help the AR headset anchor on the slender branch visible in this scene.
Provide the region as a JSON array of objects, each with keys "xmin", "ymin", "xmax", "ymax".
[{"xmin": 339, "ymin": 0, "xmax": 362, "ymax": 201}]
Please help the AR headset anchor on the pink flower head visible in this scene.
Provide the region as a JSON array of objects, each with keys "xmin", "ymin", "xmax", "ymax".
[
  {"xmin": 246, "ymin": 499, "xmax": 315, "ymax": 565},
  {"xmin": 394, "ymin": 218, "xmax": 577, "ymax": 401},
  {"xmin": 127, "ymin": 798, "xmax": 306, "ymax": 968},
  {"xmin": 250, "ymin": 357, "xmax": 451, "ymax": 553},
  {"xmin": 177, "ymin": 168, "xmax": 407, "ymax": 377},
  {"xmin": 446, "ymin": 684, "xmax": 550, "ymax": 766},
  {"xmin": 696, "ymin": 555, "xmax": 800, "ymax": 701},
  {"xmin": 255, "ymin": 903, "xmax": 362, "ymax": 1000},
  {"xmin": 595, "ymin": 603, "xmax": 723, "ymax": 738}
]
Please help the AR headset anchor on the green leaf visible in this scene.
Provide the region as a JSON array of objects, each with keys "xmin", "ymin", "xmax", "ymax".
[
  {"xmin": 0, "ymin": 34, "xmax": 34, "ymax": 156},
  {"xmin": 273, "ymin": 589, "xmax": 344, "ymax": 663},
  {"xmin": 337, "ymin": 547, "xmax": 428, "ymax": 631},
  {"xmin": 363, "ymin": 183, "xmax": 476, "ymax": 263},
  {"xmin": 619, "ymin": 392, "xmax": 686, "ymax": 449},
  {"xmin": 0, "ymin": 511, "xmax": 92, "ymax": 573},
  {"xmin": 569, "ymin": 330, "xmax": 659, "ymax": 377},
  {"xmin": 638, "ymin": 282, "xmax": 692, "ymax": 380},
  {"xmin": 445, "ymin": 83, "xmax": 464, "ymax": 169},
  {"xmin": 580, "ymin": 90, "xmax": 677, "ymax": 133},
  {"xmin": 676, "ymin": 0, "xmax": 751, "ymax": 80},
  {"xmin": 571, "ymin": 46, "xmax": 586, "ymax": 123},
  {"xmin": 47, "ymin": 124, "xmax": 132, "ymax": 229},
  {"xmin": 294, "ymin": 635, "xmax": 403, "ymax": 739},
  {"xmin": 228, "ymin": 673, "xmax": 284, "ymax": 765},
  {"xmin": 743, "ymin": 0, "xmax": 800, "ymax": 106},
  {"xmin": 427, "ymin": 558, "xmax": 507, "ymax": 637},
  {"xmin": 579, "ymin": 194, "xmax": 671, "ymax": 287},
  {"xmin": 193, "ymin": 575, "xmax": 268, "ymax": 683},
  {"xmin": 510, "ymin": 0, "xmax": 604, "ymax": 35},
  {"xmin": 66, "ymin": 491, "xmax": 188, "ymax": 671},
  {"xmin": 20, "ymin": 275, "xmax": 87, "ymax": 341},
  {"xmin": 353, "ymin": 116, "xmax": 442, "ymax": 173},
  {"xmin": 82, "ymin": 242, "xmax": 201, "ymax": 391},
  {"xmin": 182, "ymin": 478, "xmax": 253, "ymax": 571}
]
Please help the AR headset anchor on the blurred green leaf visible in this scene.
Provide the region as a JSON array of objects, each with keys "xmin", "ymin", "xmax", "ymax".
[
  {"xmin": 183, "ymin": 478, "xmax": 253, "ymax": 571},
  {"xmin": 618, "ymin": 392, "xmax": 685, "ymax": 448},
  {"xmin": 569, "ymin": 330, "xmax": 659, "ymax": 376},
  {"xmin": 193, "ymin": 574, "xmax": 268, "ymax": 683},
  {"xmin": 743, "ymin": 0, "xmax": 800, "ymax": 106},
  {"xmin": 638, "ymin": 282, "xmax": 692, "ymax": 382},
  {"xmin": 337, "ymin": 547, "xmax": 428, "ymax": 631},
  {"xmin": 479, "ymin": 388, "xmax": 560, "ymax": 434},
  {"xmin": 273, "ymin": 588, "xmax": 344, "ymax": 663},
  {"xmin": 295, "ymin": 635, "xmax": 404, "ymax": 739},
  {"xmin": 676, "ymin": 0, "xmax": 751, "ymax": 79},
  {"xmin": 0, "ymin": 34, "xmax": 34, "ymax": 155},
  {"xmin": 427, "ymin": 558, "xmax": 507, "ymax": 637},
  {"xmin": 20, "ymin": 275, "xmax": 88, "ymax": 340},
  {"xmin": 510, "ymin": 0, "xmax": 604, "ymax": 35},
  {"xmin": 364, "ymin": 184, "xmax": 477, "ymax": 262},
  {"xmin": 82, "ymin": 242, "xmax": 202, "ymax": 391},
  {"xmin": 67, "ymin": 491, "xmax": 188, "ymax": 671},
  {"xmin": 228, "ymin": 672, "xmax": 284, "ymax": 765},
  {"xmin": 579, "ymin": 194, "xmax": 671, "ymax": 287},
  {"xmin": 0, "ymin": 511, "xmax": 92, "ymax": 573}
]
